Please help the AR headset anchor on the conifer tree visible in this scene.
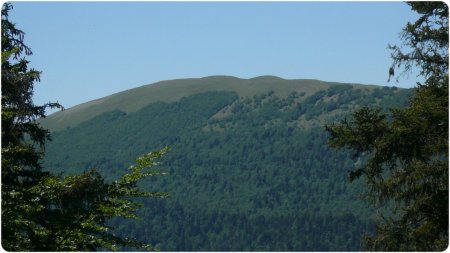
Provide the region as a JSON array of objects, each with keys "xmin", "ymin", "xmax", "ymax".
[
  {"xmin": 326, "ymin": 2, "xmax": 448, "ymax": 251},
  {"xmin": 1, "ymin": 3, "xmax": 167, "ymax": 250}
]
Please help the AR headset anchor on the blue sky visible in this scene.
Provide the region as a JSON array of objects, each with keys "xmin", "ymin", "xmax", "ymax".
[{"xmin": 10, "ymin": 1, "xmax": 421, "ymax": 110}]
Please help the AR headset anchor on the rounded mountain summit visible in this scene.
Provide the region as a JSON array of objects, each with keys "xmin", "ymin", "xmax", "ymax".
[{"xmin": 40, "ymin": 75, "xmax": 390, "ymax": 132}]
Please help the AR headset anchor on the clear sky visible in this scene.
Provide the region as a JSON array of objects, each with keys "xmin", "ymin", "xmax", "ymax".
[{"xmin": 10, "ymin": 1, "xmax": 421, "ymax": 110}]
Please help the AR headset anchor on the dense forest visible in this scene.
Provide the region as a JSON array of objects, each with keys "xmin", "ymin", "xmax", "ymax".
[
  {"xmin": 43, "ymin": 85, "xmax": 411, "ymax": 251},
  {"xmin": 3, "ymin": 1, "xmax": 447, "ymax": 251}
]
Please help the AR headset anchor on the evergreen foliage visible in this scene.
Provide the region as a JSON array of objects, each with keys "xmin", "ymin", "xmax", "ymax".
[
  {"xmin": 1, "ymin": 4, "xmax": 166, "ymax": 251},
  {"xmin": 326, "ymin": 2, "xmax": 448, "ymax": 251}
]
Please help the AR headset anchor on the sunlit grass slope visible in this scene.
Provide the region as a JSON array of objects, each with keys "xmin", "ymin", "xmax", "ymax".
[{"xmin": 41, "ymin": 75, "xmax": 380, "ymax": 132}]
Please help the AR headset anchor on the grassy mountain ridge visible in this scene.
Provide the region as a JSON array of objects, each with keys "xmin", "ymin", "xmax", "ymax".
[
  {"xmin": 40, "ymin": 75, "xmax": 381, "ymax": 131},
  {"xmin": 42, "ymin": 77, "xmax": 412, "ymax": 251}
]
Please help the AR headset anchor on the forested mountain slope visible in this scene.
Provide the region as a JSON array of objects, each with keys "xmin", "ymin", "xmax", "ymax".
[{"xmin": 42, "ymin": 76, "xmax": 412, "ymax": 251}]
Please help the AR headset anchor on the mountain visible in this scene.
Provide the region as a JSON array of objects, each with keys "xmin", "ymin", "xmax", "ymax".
[
  {"xmin": 41, "ymin": 76, "xmax": 412, "ymax": 251},
  {"xmin": 41, "ymin": 75, "xmax": 381, "ymax": 132}
]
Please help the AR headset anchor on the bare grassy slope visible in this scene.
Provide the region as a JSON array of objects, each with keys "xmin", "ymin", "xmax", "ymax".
[{"xmin": 41, "ymin": 75, "xmax": 378, "ymax": 131}]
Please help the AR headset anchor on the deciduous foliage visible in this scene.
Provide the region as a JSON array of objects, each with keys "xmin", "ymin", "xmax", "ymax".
[
  {"xmin": 326, "ymin": 2, "xmax": 448, "ymax": 251},
  {"xmin": 1, "ymin": 3, "xmax": 167, "ymax": 251},
  {"xmin": 44, "ymin": 86, "xmax": 411, "ymax": 251}
]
